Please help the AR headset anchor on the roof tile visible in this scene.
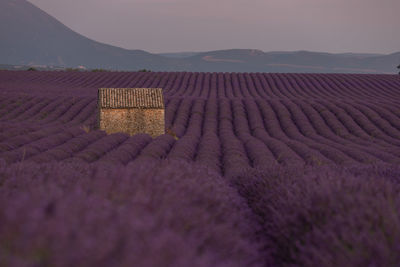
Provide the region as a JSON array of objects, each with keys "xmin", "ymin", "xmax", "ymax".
[{"xmin": 98, "ymin": 88, "xmax": 164, "ymax": 109}]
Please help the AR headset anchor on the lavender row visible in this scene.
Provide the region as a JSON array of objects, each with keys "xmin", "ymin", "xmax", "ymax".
[
  {"xmin": 1, "ymin": 71, "xmax": 399, "ymax": 101},
  {"xmin": 0, "ymin": 160, "xmax": 262, "ymax": 267},
  {"xmin": 231, "ymin": 163, "xmax": 400, "ymax": 266},
  {"xmin": 0, "ymin": 100, "xmax": 399, "ymax": 172}
]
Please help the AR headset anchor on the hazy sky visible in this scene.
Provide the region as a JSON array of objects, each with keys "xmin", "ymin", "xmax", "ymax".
[{"xmin": 28, "ymin": 0, "xmax": 400, "ymax": 54}]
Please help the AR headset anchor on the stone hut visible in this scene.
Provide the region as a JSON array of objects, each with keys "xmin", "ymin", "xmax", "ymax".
[{"xmin": 98, "ymin": 88, "xmax": 164, "ymax": 137}]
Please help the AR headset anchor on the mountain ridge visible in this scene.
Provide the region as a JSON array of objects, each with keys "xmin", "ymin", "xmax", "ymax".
[
  {"xmin": 0, "ymin": 0, "xmax": 185, "ymax": 70},
  {"xmin": 1, "ymin": 0, "xmax": 399, "ymax": 73}
]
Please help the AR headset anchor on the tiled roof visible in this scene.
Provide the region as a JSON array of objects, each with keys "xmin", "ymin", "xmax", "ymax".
[{"xmin": 98, "ymin": 88, "xmax": 164, "ymax": 109}]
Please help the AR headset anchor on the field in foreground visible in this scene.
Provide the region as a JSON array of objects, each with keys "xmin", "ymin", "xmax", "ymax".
[{"xmin": 0, "ymin": 71, "xmax": 400, "ymax": 266}]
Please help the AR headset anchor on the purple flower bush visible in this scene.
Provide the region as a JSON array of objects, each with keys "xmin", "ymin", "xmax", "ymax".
[
  {"xmin": 231, "ymin": 164, "xmax": 400, "ymax": 266},
  {"xmin": 0, "ymin": 160, "xmax": 263, "ymax": 267}
]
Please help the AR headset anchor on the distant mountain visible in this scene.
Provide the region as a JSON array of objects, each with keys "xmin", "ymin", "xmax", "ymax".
[
  {"xmin": 335, "ymin": 53, "xmax": 384, "ymax": 58},
  {"xmin": 180, "ymin": 49, "xmax": 400, "ymax": 73},
  {"xmin": 158, "ymin": 52, "xmax": 200, "ymax": 58},
  {"xmin": 1, "ymin": 0, "xmax": 399, "ymax": 73},
  {"xmin": 0, "ymin": 0, "xmax": 186, "ymax": 70}
]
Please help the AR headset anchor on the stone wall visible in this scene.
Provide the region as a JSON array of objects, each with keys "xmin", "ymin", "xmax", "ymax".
[{"xmin": 99, "ymin": 108, "xmax": 165, "ymax": 138}]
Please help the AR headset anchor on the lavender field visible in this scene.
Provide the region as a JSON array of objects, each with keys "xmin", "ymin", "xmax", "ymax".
[{"xmin": 1, "ymin": 70, "xmax": 400, "ymax": 266}]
